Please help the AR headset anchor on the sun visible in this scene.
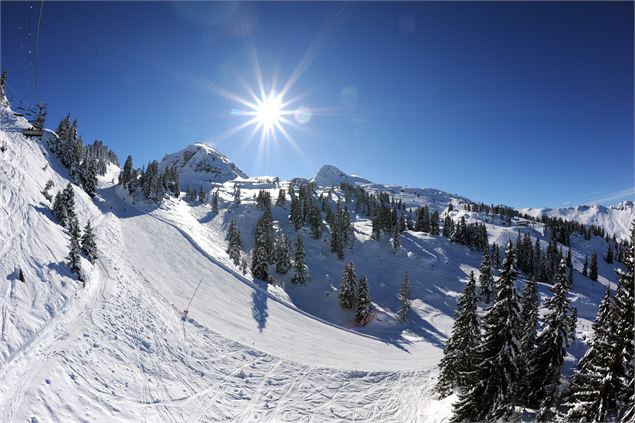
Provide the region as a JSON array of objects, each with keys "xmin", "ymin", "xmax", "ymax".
[{"xmin": 254, "ymin": 93, "xmax": 283, "ymax": 133}]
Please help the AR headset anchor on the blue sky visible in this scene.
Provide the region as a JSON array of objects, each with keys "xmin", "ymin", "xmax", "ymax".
[{"xmin": 2, "ymin": 1, "xmax": 633, "ymax": 208}]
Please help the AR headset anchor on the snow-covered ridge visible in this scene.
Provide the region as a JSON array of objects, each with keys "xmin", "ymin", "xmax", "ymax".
[
  {"xmin": 158, "ymin": 142, "xmax": 248, "ymax": 190},
  {"xmin": 520, "ymin": 201, "xmax": 635, "ymax": 240},
  {"xmin": 312, "ymin": 164, "xmax": 371, "ymax": 187}
]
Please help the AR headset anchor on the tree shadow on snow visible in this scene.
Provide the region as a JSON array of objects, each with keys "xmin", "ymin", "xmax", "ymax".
[
  {"xmin": 251, "ymin": 280, "xmax": 269, "ymax": 332},
  {"xmin": 31, "ymin": 203, "xmax": 59, "ymax": 225},
  {"xmin": 94, "ymin": 186, "xmax": 159, "ymax": 219}
]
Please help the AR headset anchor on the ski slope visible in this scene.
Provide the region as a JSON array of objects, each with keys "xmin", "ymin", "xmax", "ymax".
[{"xmin": 0, "ymin": 97, "xmax": 624, "ymax": 421}]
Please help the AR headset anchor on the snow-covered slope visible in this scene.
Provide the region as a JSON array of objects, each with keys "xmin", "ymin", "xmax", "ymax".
[
  {"xmin": 312, "ymin": 164, "xmax": 371, "ymax": 186},
  {"xmin": 158, "ymin": 142, "xmax": 248, "ymax": 190},
  {"xmin": 520, "ymin": 201, "xmax": 635, "ymax": 241},
  {"xmin": 0, "ymin": 96, "xmax": 625, "ymax": 421}
]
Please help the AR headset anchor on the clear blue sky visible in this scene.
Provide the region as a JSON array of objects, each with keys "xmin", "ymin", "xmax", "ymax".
[{"xmin": 2, "ymin": 1, "xmax": 633, "ymax": 208}]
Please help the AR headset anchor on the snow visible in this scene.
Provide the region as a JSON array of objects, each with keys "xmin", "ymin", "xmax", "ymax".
[
  {"xmin": 0, "ymin": 97, "xmax": 625, "ymax": 421},
  {"xmin": 158, "ymin": 142, "xmax": 248, "ymax": 190},
  {"xmin": 520, "ymin": 202, "xmax": 634, "ymax": 241}
]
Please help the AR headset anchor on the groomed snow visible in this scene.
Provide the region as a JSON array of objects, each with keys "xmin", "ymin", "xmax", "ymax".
[{"xmin": 0, "ymin": 99, "xmax": 623, "ymax": 421}]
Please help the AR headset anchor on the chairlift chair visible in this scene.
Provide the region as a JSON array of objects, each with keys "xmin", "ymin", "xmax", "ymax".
[{"xmin": 23, "ymin": 127, "xmax": 43, "ymax": 137}]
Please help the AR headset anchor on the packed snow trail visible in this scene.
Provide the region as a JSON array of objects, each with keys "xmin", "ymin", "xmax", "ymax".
[{"xmin": 108, "ymin": 191, "xmax": 442, "ymax": 372}]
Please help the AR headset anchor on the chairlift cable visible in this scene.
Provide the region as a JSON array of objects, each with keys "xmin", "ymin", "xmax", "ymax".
[{"xmin": 34, "ymin": 1, "xmax": 44, "ymax": 101}]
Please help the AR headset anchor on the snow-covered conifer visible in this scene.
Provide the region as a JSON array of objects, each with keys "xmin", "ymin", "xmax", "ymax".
[
  {"xmin": 41, "ymin": 179, "xmax": 54, "ymax": 203},
  {"xmin": 274, "ymin": 234, "xmax": 292, "ymax": 274},
  {"xmin": 67, "ymin": 218, "xmax": 83, "ymax": 281},
  {"xmin": 292, "ymin": 235, "xmax": 309, "ymax": 283},
  {"xmin": 523, "ymin": 260, "xmax": 574, "ymax": 413},
  {"xmin": 81, "ymin": 221, "xmax": 98, "ymax": 264},
  {"xmin": 226, "ymin": 220, "xmax": 242, "ymax": 266},
  {"xmin": 589, "ymin": 251, "xmax": 598, "ymax": 281},
  {"xmin": 339, "ymin": 261, "xmax": 357, "ymax": 309},
  {"xmin": 478, "ymin": 247, "xmax": 494, "ymax": 303},
  {"xmin": 518, "ymin": 275, "xmax": 538, "ymax": 383},
  {"xmin": 451, "ymin": 241, "xmax": 521, "ymax": 422},
  {"xmin": 397, "ymin": 272, "xmax": 411, "ymax": 322},
  {"xmin": 275, "ymin": 188, "xmax": 286, "ymax": 207},
  {"xmin": 355, "ymin": 275, "xmax": 372, "ymax": 325},
  {"xmin": 119, "ymin": 155, "xmax": 133, "ymax": 185},
  {"xmin": 251, "ymin": 217, "xmax": 269, "ymax": 281},
  {"xmin": 437, "ymin": 271, "xmax": 480, "ymax": 397}
]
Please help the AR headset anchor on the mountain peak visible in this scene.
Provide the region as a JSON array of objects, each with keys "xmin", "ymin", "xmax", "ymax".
[
  {"xmin": 313, "ymin": 164, "xmax": 371, "ymax": 187},
  {"xmin": 159, "ymin": 143, "xmax": 247, "ymax": 189}
]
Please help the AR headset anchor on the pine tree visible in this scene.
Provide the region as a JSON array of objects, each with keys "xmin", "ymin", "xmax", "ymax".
[
  {"xmin": 430, "ymin": 210, "xmax": 440, "ymax": 236},
  {"xmin": 119, "ymin": 155, "xmax": 133, "ymax": 185},
  {"xmin": 274, "ymin": 234, "xmax": 291, "ymax": 274},
  {"xmin": 583, "ymin": 256, "xmax": 588, "ymax": 276},
  {"xmin": 492, "ymin": 243, "xmax": 501, "ymax": 270},
  {"xmin": 41, "ymin": 179, "xmax": 54, "ymax": 203},
  {"xmin": 606, "ymin": 242, "xmax": 614, "ymax": 264},
  {"xmin": 291, "ymin": 234, "xmax": 309, "ymax": 283},
  {"xmin": 518, "ymin": 275, "xmax": 538, "ymax": 383},
  {"xmin": 612, "ymin": 222, "xmax": 634, "ymax": 417},
  {"xmin": 478, "ymin": 247, "xmax": 494, "ymax": 303},
  {"xmin": 226, "ymin": 220, "xmax": 242, "ymax": 266},
  {"xmin": 81, "ymin": 221, "xmax": 97, "ymax": 264},
  {"xmin": 564, "ymin": 287, "xmax": 619, "ymax": 421},
  {"xmin": 391, "ymin": 224, "xmax": 400, "ymax": 254},
  {"xmin": 211, "ymin": 190, "xmax": 219, "ymax": 211},
  {"xmin": 67, "ymin": 218, "xmax": 83, "ymax": 281},
  {"xmin": 339, "ymin": 261, "xmax": 357, "ymax": 309},
  {"xmin": 79, "ymin": 155, "xmax": 98, "ymax": 197},
  {"xmin": 198, "ymin": 185, "xmax": 206, "ymax": 202},
  {"xmin": 234, "ymin": 186, "xmax": 241, "ymax": 205},
  {"xmin": 275, "ymin": 188, "xmax": 286, "ymax": 207},
  {"xmin": 290, "ymin": 196, "xmax": 303, "ymax": 230},
  {"xmin": 523, "ymin": 260, "xmax": 574, "ymax": 412},
  {"xmin": 397, "ymin": 272, "xmax": 411, "ymax": 322},
  {"xmin": 251, "ymin": 217, "xmax": 269, "ymax": 281},
  {"xmin": 355, "ymin": 275, "xmax": 372, "ymax": 325},
  {"xmin": 451, "ymin": 241, "xmax": 522, "ymax": 422},
  {"xmin": 589, "ymin": 251, "xmax": 599, "ymax": 281},
  {"xmin": 437, "ymin": 271, "xmax": 480, "ymax": 397}
]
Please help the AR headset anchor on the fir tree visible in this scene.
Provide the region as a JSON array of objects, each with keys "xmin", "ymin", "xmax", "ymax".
[
  {"xmin": 79, "ymin": 155, "xmax": 98, "ymax": 197},
  {"xmin": 391, "ymin": 224, "xmax": 400, "ymax": 254},
  {"xmin": 197, "ymin": 185, "xmax": 206, "ymax": 202},
  {"xmin": 292, "ymin": 235, "xmax": 309, "ymax": 283},
  {"xmin": 119, "ymin": 155, "xmax": 133, "ymax": 185},
  {"xmin": 564, "ymin": 287, "xmax": 618, "ymax": 421},
  {"xmin": 211, "ymin": 190, "xmax": 219, "ymax": 211},
  {"xmin": 606, "ymin": 242, "xmax": 614, "ymax": 264},
  {"xmin": 355, "ymin": 275, "xmax": 372, "ymax": 325},
  {"xmin": 274, "ymin": 234, "xmax": 292, "ymax": 274},
  {"xmin": 397, "ymin": 272, "xmax": 411, "ymax": 322},
  {"xmin": 41, "ymin": 179, "xmax": 54, "ymax": 203},
  {"xmin": 589, "ymin": 251, "xmax": 599, "ymax": 281},
  {"xmin": 251, "ymin": 217, "xmax": 269, "ymax": 281},
  {"xmin": 67, "ymin": 218, "xmax": 83, "ymax": 281},
  {"xmin": 451, "ymin": 241, "xmax": 522, "ymax": 422},
  {"xmin": 492, "ymin": 243, "xmax": 501, "ymax": 270},
  {"xmin": 81, "ymin": 221, "xmax": 97, "ymax": 264},
  {"xmin": 478, "ymin": 247, "xmax": 494, "ymax": 303},
  {"xmin": 234, "ymin": 186, "xmax": 241, "ymax": 205},
  {"xmin": 583, "ymin": 256, "xmax": 588, "ymax": 277},
  {"xmin": 226, "ymin": 220, "xmax": 242, "ymax": 266},
  {"xmin": 339, "ymin": 261, "xmax": 357, "ymax": 309},
  {"xmin": 437, "ymin": 271, "xmax": 480, "ymax": 397},
  {"xmin": 275, "ymin": 188, "xmax": 286, "ymax": 207},
  {"xmin": 612, "ymin": 222, "xmax": 634, "ymax": 416},
  {"xmin": 523, "ymin": 260, "xmax": 574, "ymax": 414},
  {"xmin": 430, "ymin": 210, "xmax": 440, "ymax": 236},
  {"xmin": 518, "ymin": 275, "xmax": 538, "ymax": 384}
]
